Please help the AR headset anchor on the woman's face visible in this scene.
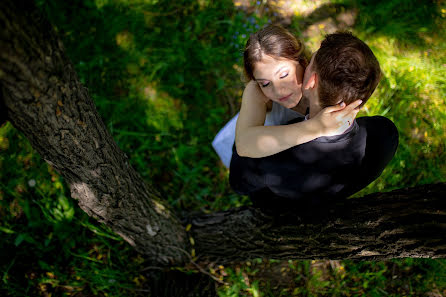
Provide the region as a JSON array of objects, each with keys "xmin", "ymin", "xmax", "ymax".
[{"xmin": 253, "ymin": 55, "xmax": 304, "ymax": 109}]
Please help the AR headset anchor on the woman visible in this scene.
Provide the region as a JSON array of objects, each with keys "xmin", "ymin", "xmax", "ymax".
[{"xmin": 212, "ymin": 25, "xmax": 360, "ymax": 167}]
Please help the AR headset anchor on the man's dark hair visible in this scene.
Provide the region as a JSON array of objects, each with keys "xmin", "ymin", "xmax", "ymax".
[{"xmin": 314, "ymin": 32, "xmax": 382, "ymax": 108}]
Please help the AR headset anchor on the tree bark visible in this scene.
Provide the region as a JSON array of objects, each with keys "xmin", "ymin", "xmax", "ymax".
[
  {"xmin": 1, "ymin": 0, "xmax": 445, "ymax": 271},
  {"xmin": 187, "ymin": 183, "xmax": 446, "ymax": 264},
  {"xmin": 0, "ymin": 0, "xmax": 189, "ymax": 266}
]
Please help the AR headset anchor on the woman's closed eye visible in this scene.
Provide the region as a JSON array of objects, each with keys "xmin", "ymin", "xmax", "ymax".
[
  {"xmin": 280, "ymin": 72, "xmax": 289, "ymax": 79},
  {"xmin": 260, "ymin": 81, "xmax": 270, "ymax": 88}
]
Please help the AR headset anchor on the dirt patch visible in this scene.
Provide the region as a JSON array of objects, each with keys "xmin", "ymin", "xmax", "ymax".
[{"xmin": 234, "ymin": 0, "xmax": 358, "ymax": 51}]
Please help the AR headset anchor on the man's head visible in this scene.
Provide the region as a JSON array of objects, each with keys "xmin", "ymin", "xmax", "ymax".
[{"xmin": 303, "ymin": 32, "xmax": 382, "ymax": 112}]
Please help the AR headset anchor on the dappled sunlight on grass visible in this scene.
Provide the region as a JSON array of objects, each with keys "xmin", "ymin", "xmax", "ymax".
[
  {"xmin": 353, "ymin": 30, "xmax": 446, "ymax": 194},
  {"xmin": 115, "ymin": 30, "xmax": 135, "ymax": 51},
  {"xmin": 129, "ymin": 78, "xmax": 184, "ymax": 132},
  {"xmin": 287, "ymin": 0, "xmax": 331, "ymax": 17}
]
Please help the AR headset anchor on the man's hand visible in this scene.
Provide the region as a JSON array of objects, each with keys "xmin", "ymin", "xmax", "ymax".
[{"xmin": 312, "ymin": 100, "xmax": 362, "ymax": 137}]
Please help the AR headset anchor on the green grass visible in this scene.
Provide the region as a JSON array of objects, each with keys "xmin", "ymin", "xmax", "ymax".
[{"xmin": 1, "ymin": 0, "xmax": 445, "ymax": 296}]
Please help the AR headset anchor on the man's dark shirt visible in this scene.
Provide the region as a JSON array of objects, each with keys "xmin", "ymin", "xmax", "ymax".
[{"xmin": 229, "ymin": 116, "xmax": 398, "ymax": 211}]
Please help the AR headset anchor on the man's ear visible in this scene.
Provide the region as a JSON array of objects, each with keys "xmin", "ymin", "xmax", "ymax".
[{"xmin": 304, "ymin": 73, "xmax": 317, "ymax": 90}]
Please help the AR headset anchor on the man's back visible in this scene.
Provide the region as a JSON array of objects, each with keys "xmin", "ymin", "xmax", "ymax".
[{"xmin": 229, "ymin": 116, "xmax": 398, "ymax": 210}]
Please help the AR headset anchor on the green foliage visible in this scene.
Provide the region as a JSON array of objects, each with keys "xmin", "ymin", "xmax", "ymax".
[{"xmin": 1, "ymin": 0, "xmax": 445, "ymax": 295}]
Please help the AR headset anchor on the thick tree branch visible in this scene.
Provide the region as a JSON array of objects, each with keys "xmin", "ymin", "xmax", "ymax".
[
  {"xmin": 0, "ymin": 0, "xmax": 189, "ymax": 266},
  {"xmin": 188, "ymin": 183, "xmax": 446, "ymax": 264}
]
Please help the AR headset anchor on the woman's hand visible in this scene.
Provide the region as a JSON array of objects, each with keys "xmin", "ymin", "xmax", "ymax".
[{"xmin": 312, "ymin": 100, "xmax": 362, "ymax": 137}]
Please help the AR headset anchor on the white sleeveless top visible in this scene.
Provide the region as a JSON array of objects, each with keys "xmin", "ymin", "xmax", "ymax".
[{"xmin": 212, "ymin": 102, "xmax": 305, "ymax": 168}]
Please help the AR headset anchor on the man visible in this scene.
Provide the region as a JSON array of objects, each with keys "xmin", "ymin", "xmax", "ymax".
[{"xmin": 229, "ymin": 32, "xmax": 398, "ymax": 212}]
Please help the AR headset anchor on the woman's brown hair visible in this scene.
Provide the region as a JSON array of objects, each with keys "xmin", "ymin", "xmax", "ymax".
[{"xmin": 243, "ymin": 25, "xmax": 310, "ymax": 81}]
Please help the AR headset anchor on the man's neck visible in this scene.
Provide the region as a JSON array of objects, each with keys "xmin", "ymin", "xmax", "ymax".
[
  {"xmin": 291, "ymin": 97, "xmax": 309, "ymax": 115},
  {"xmin": 307, "ymin": 96, "xmax": 322, "ymax": 119}
]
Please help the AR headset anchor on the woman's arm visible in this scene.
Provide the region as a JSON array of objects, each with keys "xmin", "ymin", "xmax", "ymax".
[{"xmin": 235, "ymin": 81, "xmax": 361, "ymax": 158}]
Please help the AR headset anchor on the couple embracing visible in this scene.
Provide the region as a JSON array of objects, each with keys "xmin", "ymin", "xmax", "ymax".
[{"xmin": 212, "ymin": 25, "xmax": 398, "ymax": 213}]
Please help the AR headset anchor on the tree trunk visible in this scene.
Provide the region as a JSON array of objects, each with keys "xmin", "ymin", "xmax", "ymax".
[
  {"xmin": 0, "ymin": 0, "xmax": 189, "ymax": 266},
  {"xmin": 1, "ymin": 0, "xmax": 445, "ymax": 271},
  {"xmin": 188, "ymin": 183, "xmax": 446, "ymax": 264}
]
